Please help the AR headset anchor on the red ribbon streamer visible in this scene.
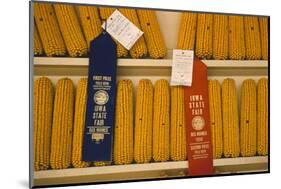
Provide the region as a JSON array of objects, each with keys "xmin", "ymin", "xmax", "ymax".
[{"xmin": 184, "ymin": 58, "xmax": 214, "ymax": 176}]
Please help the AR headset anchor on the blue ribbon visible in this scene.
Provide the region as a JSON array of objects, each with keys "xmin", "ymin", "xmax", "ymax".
[{"xmin": 82, "ymin": 32, "xmax": 117, "ymax": 161}]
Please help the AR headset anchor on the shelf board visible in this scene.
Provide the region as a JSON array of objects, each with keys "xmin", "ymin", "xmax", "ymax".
[
  {"xmin": 33, "ymin": 57, "xmax": 268, "ymax": 68},
  {"xmin": 34, "ymin": 156, "xmax": 268, "ymax": 187},
  {"xmin": 33, "ymin": 57, "xmax": 268, "ymax": 77}
]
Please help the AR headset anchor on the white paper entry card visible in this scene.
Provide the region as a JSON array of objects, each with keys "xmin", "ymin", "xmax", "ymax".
[
  {"xmin": 102, "ymin": 10, "xmax": 144, "ymax": 50},
  {"xmin": 170, "ymin": 49, "xmax": 194, "ymax": 86}
]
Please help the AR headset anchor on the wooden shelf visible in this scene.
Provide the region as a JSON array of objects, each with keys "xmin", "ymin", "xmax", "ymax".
[
  {"xmin": 34, "ymin": 57, "xmax": 268, "ymax": 67},
  {"xmin": 33, "ymin": 57, "xmax": 268, "ymax": 77},
  {"xmin": 34, "ymin": 156, "xmax": 268, "ymax": 186}
]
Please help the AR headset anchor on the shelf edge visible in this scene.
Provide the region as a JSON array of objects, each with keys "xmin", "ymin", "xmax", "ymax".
[
  {"xmin": 33, "ymin": 57, "xmax": 268, "ymax": 68},
  {"xmin": 34, "ymin": 156, "xmax": 268, "ymax": 179}
]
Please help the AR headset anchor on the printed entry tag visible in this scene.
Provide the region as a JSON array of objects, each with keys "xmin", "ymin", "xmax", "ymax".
[
  {"xmin": 171, "ymin": 49, "xmax": 194, "ymax": 86},
  {"xmin": 102, "ymin": 9, "xmax": 144, "ymax": 50}
]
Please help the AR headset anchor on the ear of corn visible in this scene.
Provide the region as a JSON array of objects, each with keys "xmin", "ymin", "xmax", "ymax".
[
  {"xmin": 50, "ymin": 78, "xmax": 74, "ymax": 169},
  {"xmin": 34, "ymin": 77, "xmax": 53, "ymax": 171},
  {"xmin": 34, "ymin": 3, "xmax": 66, "ymax": 56},
  {"xmin": 134, "ymin": 79, "xmax": 153, "ymax": 163},
  {"xmin": 208, "ymin": 80, "xmax": 223, "ymax": 159},
  {"xmin": 195, "ymin": 13, "xmax": 213, "ymax": 59},
  {"xmin": 137, "ymin": 10, "xmax": 167, "ymax": 59},
  {"xmin": 72, "ymin": 78, "xmax": 90, "ymax": 168},
  {"xmin": 153, "ymin": 79, "xmax": 170, "ymax": 162},
  {"xmin": 53, "ymin": 4, "xmax": 88, "ymax": 57},
  {"xmin": 228, "ymin": 16, "xmax": 246, "ymax": 60},
  {"xmin": 99, "ymin": 7, "xmax": 116, "ymax": 19},
  {"xmin": 257, "ymin": 78, "xmax": 268, "ymax": 155},
  {"xmin": 259, "ymin": 17, "xmax": 269, "ymax": 60},
  {"xmin": 244, "ymin": 16, "xmax": 262, "ymax": 60},
  {"xmin": 213, "ymin": 15, "xmax": 228, "ymax": 60},
  {"xmin": 114, "ymin": 80, "xmax": 134, "ymax": 165},
  {"xmin": 170, "ymin": 86, "xmax": 186, "ymax": 161},
  {"xmin": 119, "ymin": 8, "xmax": 148, "ymax": 58},
  {"xmin": 76, "ymin": 6, "xmax": 102, "ymax": 48},
  {"xmin": 34, "ymin": 24, "xmax": 44, "ymax": 56},
  {"xmin": 240, "ymin": 79, "xmax": 257, "ymax": 157},
  {"xmin": 222, "ymin": 78, "xmax": 240, "ymax": 158},
  {"xmin": 99, "ymin": 7, "xmax": 128, "ymax": 58},
  {"xmin": 177, "ymin": 12, "xmax": 197, "ymax": 50}
]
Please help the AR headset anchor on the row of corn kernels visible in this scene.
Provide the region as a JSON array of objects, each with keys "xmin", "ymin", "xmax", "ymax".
[
  {"xmin": 178, "ymin": 13, "xmax": 268, "ymax": 60},
  {"xmin": 34, "ymin": 77, "xmax": 268, "ymax": 170},
  {"xmin": 34, "ymin": 3, "xmax": 268, "ymax": 60},
  {"xmin": 33, "ymin": 3, "xmax": 166, "ymax": 58}
]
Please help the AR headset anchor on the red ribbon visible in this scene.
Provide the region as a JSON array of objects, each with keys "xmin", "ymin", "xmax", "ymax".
[{"xmin": 184, "ymin": 58, "xmax": 214, "ymax": 176}]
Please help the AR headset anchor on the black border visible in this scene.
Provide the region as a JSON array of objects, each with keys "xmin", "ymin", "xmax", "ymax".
[
  {"xmin": 29, "ymin": 1, "xmax": 34, "ymax": 188},
  {"xmin": 29, "ymin": 1, "xmax": 270, "ymax": 188}
]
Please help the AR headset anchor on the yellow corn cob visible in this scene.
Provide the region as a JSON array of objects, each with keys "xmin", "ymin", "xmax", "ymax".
[
  {"xmin": 50, "ymin": 78, "xmax": 74, "ymax": 169},
  {"xmin": 244, "ymin": 16, "xmax": 262, "ymax": 60},
  {"xmin": 137, "ymin": 10, "xmax": 167, "ymax": 59},
  {"xmin": 177, "ymin": 12, "xmax": 197, "ymax": 50},
  {"xmin": 240, "ymin": 79, "xmax": 257, "ymax": 157},
  {"xmin": 221, "ymin": 79, "xmax": 240, "ymax": 158},
  {"xmin": 134, "ymin": 79, "xmax": 153, "ymax": 163},
  {"xmin": 76, "ymin": 6, "xmax": 102, "ymax": 48},
  {"xmin": 53, "ymin": 4, "xmax": 88, "ymax": 57},
  {"xmin": 71, "ymin": 78, "xmax": 90, "ymax": 168},
  {"xmin": 259, "ymin": 17, "xmax": 269, "ymax": 60},
  {"xmin": 114, "ymin": 80, "xmax": 134, "ymax": 165},
  {"xmin": 34, "ymin": 77, "xmax": 53, "ymax": 171},
  {"xmin": 170, "ymin": 86, "xmax": 186, "ymax": 161},
  {"xmin": 213, "ymin": 15, "xmax": 228, "ymax": 60},
  {"xmin": 257, "ymin": 78, "xmax": 268, "ymax": 155},
  {"xmin": 34, "ymin": 24, "xmax": 44, "ymax": 56},
  {"xmin": 99, "ymin": 7, "xmax": 115, "ymax": 18},
  {"xmin": 153, "ymin": 79, "xmax": 170, "ymax": 162},
  {"xmin": 119, "ymin": 8, "xmax": 148, "ymax": 58},
  {"xmin": 228, "ymin": 16, "xmax": 246, "ymax": 60},
  {"xmin": 195, "ymin": 14, "xmax": 213, "ymax": 59},
  {"xmin": 34, "ymin": 3, "xmax": 66, "ymax": 56},
  {"xmin": 99, "ymin": 7, "xmax": 128, "ymax": 58},
  {"xmin": 208, "ymin": 80, "xmax": 223, "ymax": 159}
]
